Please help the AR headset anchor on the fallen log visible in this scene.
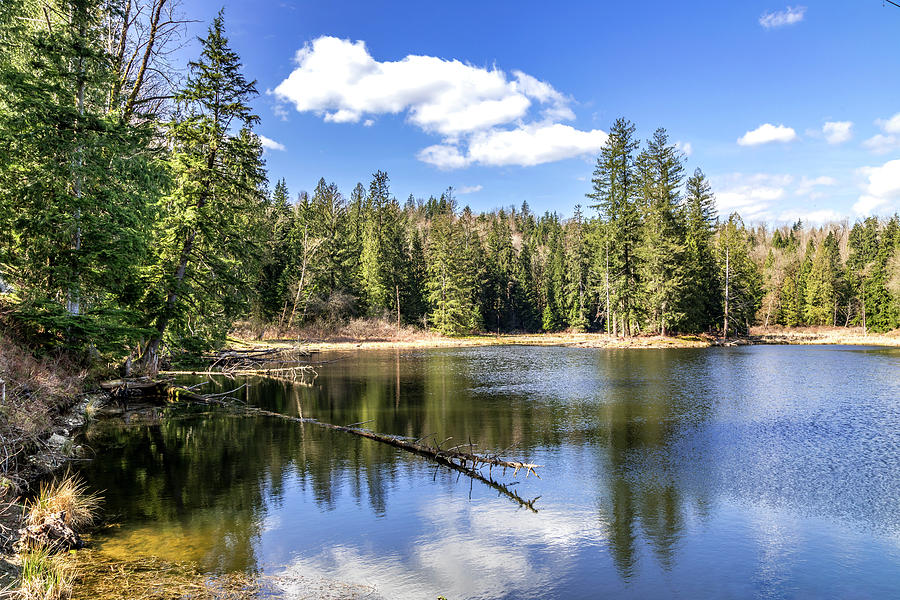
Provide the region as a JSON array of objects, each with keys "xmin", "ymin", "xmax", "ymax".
[
  {"xmin": 246, "ymin": 407, "xmax": 541, "ymax": 480},
  {"xmin": 164, "ymin": 384, "xmax": 542, "ymax": 511},
  {"xmin": 99, "ymin": 377, "xmax": 173, "ymax": 400}
]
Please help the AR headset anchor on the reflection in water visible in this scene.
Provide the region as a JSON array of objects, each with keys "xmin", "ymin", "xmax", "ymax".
[{"xmin": 78, "ymin": 346, "xmax": 900, "ymax": 599}]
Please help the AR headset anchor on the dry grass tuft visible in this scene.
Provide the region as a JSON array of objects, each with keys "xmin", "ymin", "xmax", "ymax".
[{"xmin": 24, "ymin": 474, "xmax": 101, "ymax": 531}]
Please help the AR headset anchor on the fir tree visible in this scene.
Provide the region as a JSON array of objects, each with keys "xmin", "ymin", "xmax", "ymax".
[
  {"xmin": 141, "ymin": 10, "xmax": 266, "ymax": 369},
  {"xmin": 717, "ymin": 214, "xmax": 762, "ymax": 337},
  {"xmin": 682, "ymin": 168, "xmax": 719, "ymax": 332},
  {"xmin": 587, "ymin": 117, "xmax": 641, "ymax": 335},
  {"xmin": 636, "ymin": 128, "xmax": 686, "ymax": 335},
  {"xmin": 0, "ymin": 0, "xmax": 161, "ymax": 352}
]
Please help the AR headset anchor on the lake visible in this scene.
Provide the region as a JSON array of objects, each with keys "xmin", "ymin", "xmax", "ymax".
[{"xmin": 76, "ymin": 345, "xmax": 900, "ymax": 599}]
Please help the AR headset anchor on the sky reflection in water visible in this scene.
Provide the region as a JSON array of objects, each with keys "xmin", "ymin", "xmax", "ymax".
[{"xmin": 78, "ymin": 345, "xmax": 900, "ymax": 599}]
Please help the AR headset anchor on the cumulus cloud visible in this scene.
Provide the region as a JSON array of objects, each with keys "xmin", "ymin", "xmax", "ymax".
[
  {"xmin": 737, "ymin": 123, "xmax": 797, "ymax": 146},
  {"xmin": 713, "ymin": 173, "xmax": 793, "ymax": 220},
  {"xmin": 876, "ymin": 112, "xmax": 900, "ymax": 134},
  {"xmin": 258, "ymin": 135, "xmax": 286, "ymax": 151},
  {"xmin": 419, "ymin": 125, "xmax": 607, "ymax": 169},
  {"xmin": 458, "ymin": 185, "xmax": 483, "ymax": 194},
  {"xmin": 272, "ymin": 36, "xmax": 605, "ymax": 168},
  {"xmin": 467, "ymin": 124, "xmax": 608, "ymax": 167},
  {"xmin": 863, "ymin": 133, "xmax": 899, "ymax": 154},
  {"xmin": 417, "ymin": 144, "xmax": 469, "ymax": 169},
  {"xmin": 854, "ymin": 159, "xmax": 900, "ymax": 215},
  {"xmin": 822, "ymin": 121, "xmax": 852, "ymax": 144},
  {"xmin": 759, "ymin": 6, "xmax": 806, "ymax": 28}
]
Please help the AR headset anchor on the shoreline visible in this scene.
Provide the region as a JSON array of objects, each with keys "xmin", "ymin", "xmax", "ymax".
[{"xmin": 228, "ymin": 327, "xmax": 900, "ymax": 353}]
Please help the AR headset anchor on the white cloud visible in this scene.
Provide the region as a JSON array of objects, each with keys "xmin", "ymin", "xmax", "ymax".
[
  {"xmin": 675, "ymin": 141, "xmax": 693, "ymax": 156},
  {"xmin": 467, "ymin": 124, "xmax": 608, "ymax": 167},
  {"xmin": 258, "ymin": 134, "xmax": 286, "ymax": 151},
  {"xmin": 862, "ymin": 134, "xmax": 900, "ymax": 154},
  {"xmin": 273, "ymin": 36, "xmax": 605, "ymax": 168},
  {"xmin": 713, "ymin": 173, "xmax": 793, "ymax": 220},
  {"xmin": 738, "ymin": 123, "xmax": 797, "ymax": 146},
  {"xmin": 418, "ymin": 144, "xmax": 469, "ymax": 169},
  {"xmin": 822, "ymin": 121, "xmax": 852, "ymax": 144},
  {"xmin": 863, "ymin": 113, "xmax": 900, "ymax": 154},
  {"xmin": 458, "ymin": 185, "xmax": 483, "ymax": 194},
  {"xmin": 876, "ymin": 112, "xmax": 900, "ymax": 134},
  {"xmin": 759, "ymin": 6, "xmax": 806, "ymax": 29},
  {"xmin": 855, "ymin": 159, "xmax": 900, "ymax": 215},
  {"xmin": 273, "ymin": 36, "xmax": 569, "ymax": 136},
  {"xmin": 363, "ymin": 119, "xmax": 375, "ymax": 127},
  {"xmin": 418, "ymin": 124, "xmax": 607, "ymax": 169},
  {"xmin": 795, "ymin": 175, "xmax": 837, "ymax": 197}
]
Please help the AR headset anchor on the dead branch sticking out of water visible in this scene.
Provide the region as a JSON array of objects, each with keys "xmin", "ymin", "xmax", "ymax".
[
  {"xmin": 165, "ymin": 384, "xmax": 542, "ymax": 511},
  {"xmin": 200, "ymin": 347, "xmax": 312, "ymax": 371},
  {"xmin": 159, "ymin": 365, "xmax": 318, "ymax": 387},
  {"xmin": 245, "ymin": 406, "xmax": 543, "ymax": 512}
]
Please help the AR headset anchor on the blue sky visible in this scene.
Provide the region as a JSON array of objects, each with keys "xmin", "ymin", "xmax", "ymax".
[{"xmin": 183, "ymin": 0, "xmax": 900, "ymax": 223}]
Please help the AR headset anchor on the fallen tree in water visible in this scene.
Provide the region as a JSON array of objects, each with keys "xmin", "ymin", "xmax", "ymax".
[{"xmin": 165, "ymin": 383, "xmax": 543, "ymax": 511}]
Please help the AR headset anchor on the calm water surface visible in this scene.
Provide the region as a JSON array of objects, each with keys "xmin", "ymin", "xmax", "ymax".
[{"xmin": 77, "ymin": 345, "xmax": 900, "ymax": 599}]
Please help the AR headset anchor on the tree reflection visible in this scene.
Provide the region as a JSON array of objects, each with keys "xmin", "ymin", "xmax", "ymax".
[{"xmin": 78, "ymin": 347, "xmax": 717, "ymax": 580}]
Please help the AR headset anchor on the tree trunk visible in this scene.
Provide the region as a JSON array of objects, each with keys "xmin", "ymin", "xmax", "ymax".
[
  {"xmin": 605, "ymin": 241, "xmax": 610, "ymax": 335},
  {"xmin": 141, "ymin": 228, "xmax": 196, "ymax": 373},
  {"xmin": 862, "ymin": 295, "xmax": 867, "ymax": 337},
  {"xmin": 68, "ymin": 12, "xmax": 86, "ymax": 316},
  {"xmin": 724, "ymin": 246, "xmax": 730, "ymax": 339},
  {"xmin": 660, "ymin": 300, "xmax": 667, "ymax": 337}
]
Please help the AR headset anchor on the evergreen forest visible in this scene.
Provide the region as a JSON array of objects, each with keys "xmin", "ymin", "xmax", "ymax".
[{"xmin": 2, "ymin": 0, "xmax": 899, "ymax": 370}]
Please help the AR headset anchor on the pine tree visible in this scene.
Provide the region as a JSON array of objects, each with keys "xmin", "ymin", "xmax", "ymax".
[
  {"xmin": 804, "ymin": 234, "xmax": 840, "ymax": 325},
  {"xmin": 360, "ymin": 170, "xmax": 408, "ymax": 316},
  {"xmin": 141, "ymin": 10, "xmax": 266, "ymax": 368},
  {"xmin": 564, "ymin": 206, "xmax": 590, "ymax": 331},
  {"xmin": 425, "ymin": 212, "xmax": 480, "ymax": 334},
  {"xmin": 682, "ymin": 169, "xmax": 719, "ymax": 332},
  {"xmin": 253, "ymin": 178, "xmax": 293, "ymax": 321},
  {"xmin": 636, "ymin": 128, "xmax": 686, "ymax": 335},
  {"xmin": 541, "ymin": 216, "xmax": 565, "ymax": 332},
  {"xmin": 587, "ymin": 118, "xmax": 641, "ymax": 335}
]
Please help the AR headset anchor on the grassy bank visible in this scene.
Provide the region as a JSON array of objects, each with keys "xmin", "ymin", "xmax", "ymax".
[{"xmin": 0, "ymin": 336, "xmax": 102, "ymax": 598}]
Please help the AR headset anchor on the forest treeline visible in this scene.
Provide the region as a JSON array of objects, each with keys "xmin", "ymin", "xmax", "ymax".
[{"xmin": 1, "ymin": 1, "xmax": 899, "ymax": 371}]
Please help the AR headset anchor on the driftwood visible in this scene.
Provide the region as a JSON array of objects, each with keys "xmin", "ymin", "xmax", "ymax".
[
  {"xmin": 100, "ymin": 377, "xmax": 173, "ymax": 400},
  {"xmin": 198, "ymin": 347, "xmax": 313, "ymax": 372},
  {"xmin": 165, "ymin": 384, "xmax": 542, "ymax": 511}
]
